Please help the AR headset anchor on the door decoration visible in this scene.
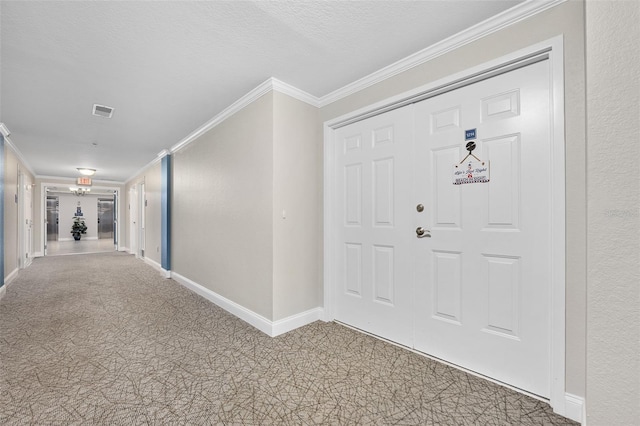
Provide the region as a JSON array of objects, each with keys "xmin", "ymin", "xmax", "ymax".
[{"xmin": 453, "ymin": 140, "xmax": 490, "ymax": 185}]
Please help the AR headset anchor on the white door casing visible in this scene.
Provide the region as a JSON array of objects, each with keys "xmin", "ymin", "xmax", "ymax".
[
  {"xmin": 324, "ymin": 39, "xmax": 565, "ymax": 412},
  {"xmin": 130, "ymin": 186, "xmax": 138, "ymax": 257},
  {"xmin": 413, "ymin": 59, "xmax": 551, "ymax": 397}
]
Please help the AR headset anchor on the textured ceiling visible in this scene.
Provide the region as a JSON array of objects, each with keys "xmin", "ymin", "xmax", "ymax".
[{"xmin": 1, "ymin": 0, "xmax": 523, "ymax": 182}]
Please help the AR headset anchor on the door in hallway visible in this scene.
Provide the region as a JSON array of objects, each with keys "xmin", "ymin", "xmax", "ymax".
[
  {"xmin": 97, "ymin": 198, "xmax": 114, "ymax": 239},
  {"xmin": 332, "ymin": 59, "xmax": 553, "ymax": 398},
  {"xmin": 333, "ymin": 105, "xmax": 414, "ymax": 347},
  {"xmin": 413, "ymin": 59, "xmax": 552, "ymax": 397}
]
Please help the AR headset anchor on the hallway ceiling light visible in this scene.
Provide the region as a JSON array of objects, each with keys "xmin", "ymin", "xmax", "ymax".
[{"xmin": 77, "ymin": 168, "xmax": 96, "ymax": 176}]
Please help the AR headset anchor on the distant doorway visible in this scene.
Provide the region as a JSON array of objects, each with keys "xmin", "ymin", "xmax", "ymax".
[
  {"xmin": 97, "ymin": 198, "xmax": 115, "ymax": 240},
  {"xmin": 46, "ymin": 196, "xmax": 59, "ymax": 242}
]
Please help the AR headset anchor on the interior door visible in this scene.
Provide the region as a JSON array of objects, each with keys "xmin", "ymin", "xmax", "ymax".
[
  {"xmin": 413, "ymin": 59, "xmax": 552, "ymax": 397},
  {"xmin": 333, "ymin": 105, "xmax": 414, "ymax": 346}
]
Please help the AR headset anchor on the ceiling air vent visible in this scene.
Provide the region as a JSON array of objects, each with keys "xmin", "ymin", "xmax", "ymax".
[{"xmin": 93, "ymin": 104, "xmax": 114, "ymax": 118}]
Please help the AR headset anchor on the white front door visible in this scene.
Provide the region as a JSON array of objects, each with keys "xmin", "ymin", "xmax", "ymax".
[
  {"xmin": 332, "ymin": 59, "xmax": 553, "ymax": 398},
  {"xmin": 334, "ymin": 105, "xmax": 414, "ymax": 347},
  {"xmin": 413, "ymin": 59, "xmax": 552, "ymax": 397}
]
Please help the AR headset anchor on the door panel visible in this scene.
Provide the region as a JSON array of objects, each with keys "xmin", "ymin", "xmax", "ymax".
[
  {"xmin": 413, "ymin": 60, "xmax": 551, "ymax": 397},
  {"xmin": 334, "ymin": 105, "xmax": 414, "ymax": 347}
]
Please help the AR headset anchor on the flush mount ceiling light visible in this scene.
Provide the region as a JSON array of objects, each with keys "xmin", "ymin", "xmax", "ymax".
[
  {"xmin": 77, "ymin": 168, "xmax": 96, "ymax": 176},
  {"xmin": 93, "ymin": 104, "xmax": 114, "ymax": 118}
]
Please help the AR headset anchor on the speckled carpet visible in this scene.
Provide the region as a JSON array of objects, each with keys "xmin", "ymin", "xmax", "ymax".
[{"xmin": 0, "ymin": 252, "xmax": 577, "ymax": 425}]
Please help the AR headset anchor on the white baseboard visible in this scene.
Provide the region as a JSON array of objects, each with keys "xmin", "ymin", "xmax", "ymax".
[
  {"xmin": 562, "ymin": 393, "xmax": 584, "ymax": 424},
  {"xmin": 34, "ymin": 251, "xmax": 43, "ymax": 258},
  {"xmin": 118, "ymin": 247, "xmax": 129, "ymax": 253},
  {"xmin": 4, "ymin": 268, "xmax": 19, "ymax": 287},
  {"xmin": 1, "ymin": 268, "xmax": 20, "ymax": 300},
  {"xmin": 272, "ymin": 307, "xmax": 324, "ymax": 336},
  {"xmin": 171, "ymin": 271, "xmax": 322, "ymax": 337},
  {"xmin": 142, "ymin": 257, "xmax": 171, "ymax": 278}
]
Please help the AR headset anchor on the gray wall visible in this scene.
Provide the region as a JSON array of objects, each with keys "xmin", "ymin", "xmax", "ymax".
[
  {"xmin": 319, "ymin": 0, "xmax": 586, "ymax": 398},
  {"xmin": 585, "ymin": 0, "xmax": 639, "ymax": 424},
  {"xmin": 272, "ymin": 91, "xmax": 320, "ymax": 320},
  {"xmin": 172, "ymin": 93, "xmax": 275, "ymax": 319}
]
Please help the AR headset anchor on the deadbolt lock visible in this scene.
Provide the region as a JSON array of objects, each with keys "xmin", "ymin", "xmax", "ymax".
[{"xmin": 416, "ymin": 204, "xmax": 424, "ymax": 212}]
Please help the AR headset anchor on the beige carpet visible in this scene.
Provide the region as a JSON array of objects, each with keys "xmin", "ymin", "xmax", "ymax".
[{"xmin": 0, "ymin": 252, "xmax": 577, "ymax": 425}]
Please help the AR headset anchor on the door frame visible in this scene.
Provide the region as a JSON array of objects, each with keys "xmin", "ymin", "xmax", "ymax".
[
  {"xmin": 323, "ymin": 37, "xmax": 566, "ymax": 413},
  {"xmin": 17, "ymin": 169, "xmax": 33, "ymax": 268},
  {"xmin": 39, "ymin": 182, "xmax": 121, "ymax": 256},
  {"xmin": 128, "ymin": 180, "xmax": 146, "ymax": 258}
]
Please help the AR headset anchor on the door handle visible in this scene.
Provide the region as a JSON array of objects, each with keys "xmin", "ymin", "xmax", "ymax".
[{"xmin": 416, "ymin": 227, "xmax": 431, "ymax": 238}]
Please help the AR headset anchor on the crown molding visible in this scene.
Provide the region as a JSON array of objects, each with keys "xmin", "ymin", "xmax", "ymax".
[
  {"xmin": 271, "ymin": 78, "xmax": 319, "ymax": 107},
  {"xmin": 318, "ymin": 0, "xmax": 566, "ymax": 107},
  {"xmin": 170, "ymin": 78, "xmax": 274, "ymax": 155},
  {"xmin": 129, "ymin": 0, "xmax": 564, "ymax": 180},
  {"xmin": 124, "ymin": 154, "xmax": 163, "ymax": 185},
  {"xmin": 3, "ymin": 134, "xmax": 36, "ymax": 177},
  {"xmin": 0, "ymin": 123, "xmax": 10, "ymax": 138},
  {"xmin": 168, "ymin": 77, "xmax": 318, "ymax": 157}
]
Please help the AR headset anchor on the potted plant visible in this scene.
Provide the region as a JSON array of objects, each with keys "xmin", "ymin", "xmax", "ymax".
[{"xmin": 71, "ymin": 216, "xmax": 87, "ymax": 241}]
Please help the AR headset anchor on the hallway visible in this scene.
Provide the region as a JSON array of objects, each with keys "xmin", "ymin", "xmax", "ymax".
[
  {"xmin": 0, "ymin": 252, "xmax": 576, "ymax": 425},
  {"xmin": 46, "ymin": 239, "xmax": 116, "ymax": 256}
]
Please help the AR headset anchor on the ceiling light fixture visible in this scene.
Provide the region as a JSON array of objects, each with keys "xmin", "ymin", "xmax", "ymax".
[{"xmin": 77, "ymin": 168, "xmax": 96, "ymax": 176}]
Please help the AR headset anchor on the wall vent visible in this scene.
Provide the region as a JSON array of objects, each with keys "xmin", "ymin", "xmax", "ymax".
[{"xmin": 93, "ymin": 104, "xmax": 114, "ymax": 118}]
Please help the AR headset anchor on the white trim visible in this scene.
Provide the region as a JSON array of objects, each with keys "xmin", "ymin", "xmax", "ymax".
[
  {"xmin": 271, "ymin": 78, "xmax": 319, "ymax": 107},
  {"xmin": 171, "ymin": 272, "xmax": 321, "ymax": 337},
  {"xmin": 34, "ymin": 251, "xmax": 43, "ymax": 258},
  {"xmin": 124, "ymin": 155, "xmax": 163, "ymax": 185},
  {"xmin": 169, "ymin": 78, "xmax": 317, "ymax": 156},
  {"xmin": 271, "ymin": 307, "xmax": 324, "ymax": 337},
  {"xmin": 142, "ymin": 256, "xmax": 171, "ymax": 278},
  {"xmin": 563, "ymin": 393, "xmax": 584, "ymax": 424},
  {"xmin": 118, "ymin": 246, "xmax": 129, "ymax": 253},
  {"xmin": 318, "ymin": 0, "xmax": 566, "ymax": 107},
  {"xmin": 547, "ymin": 35, "xmax": 568, "ymax": 419},
  {"xmin": 126, "ymin": 0, "xmax": 564, "ymax": 184},
  {"xmin": 322, "ymin": 122, "xmax": 337, "ymax": 323},
  {"xmin": 0, "ymin": 285, "xmax": 5, "ymax": 301},
  {"xmin": 323, "ymin": 36, "xmax": 566, "ymax": 415},
  {"xmin": 3, "ymin": 134, "xmax": 36, "ymax": 176},
  {"xmin": 0, "ymin": 122, "xmax": 10, "ymax": 138},
  {"xmin": 4, "ymin": 267, "xmax": 19, "ymax": 287}
]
